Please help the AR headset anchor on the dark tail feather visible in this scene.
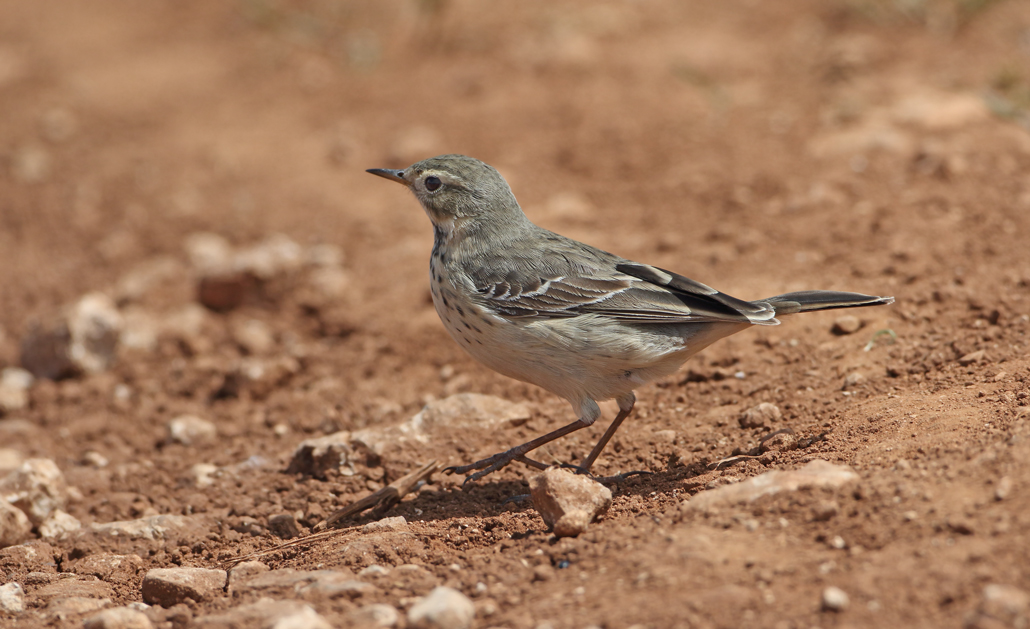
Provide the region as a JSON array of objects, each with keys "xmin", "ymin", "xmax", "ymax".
[{"xmin": 759, "ymin": 291, "xmax": 894, "ymax": 316}]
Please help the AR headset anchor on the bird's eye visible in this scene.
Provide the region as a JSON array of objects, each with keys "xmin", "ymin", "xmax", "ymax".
[{"xmin": 425, "ymin": 176, "xmax": 442, "ymax": 192}]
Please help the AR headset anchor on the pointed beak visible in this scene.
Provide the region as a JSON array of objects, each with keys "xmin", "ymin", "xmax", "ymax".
[{"xmin": 366, "ymin": 168, "xmax": 409, "ymax": 186}]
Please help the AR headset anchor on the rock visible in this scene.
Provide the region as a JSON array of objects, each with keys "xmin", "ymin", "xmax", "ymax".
[
  {"xmin": 529, "ymin": 467, "xmax": 613, "ymax": 538},
  {"xmin": 47, "ymin": 595, "xmax": 111, "ymax": 616},
  {"xmin": 362, "ymin": 516, "xmax": 408, "ymax": 533},
  {"xmin": 831, "ymin": 315, "xmax": 862, "ymax": 335},
  {"xmin": 959, "ymin": 350, "xmax": 986, "ymax": 366},
  {"xmin": 84, "ymin": 606, "xmax": 154, "ymax": 629},
  {"xmin": 404, "ymin": 393, "xmax": 532, "ymax": 439},
  {"xmin": 812, "ymin": 500, "xmax": 840, "ymax": 522},
  {"xmin": 38, "ymin": 509, "xmax": 81, "ymax": 539},
  {"xmin": 758, "ymin": 428, "xmax": 799, "ymax": 454},
  {"xmin": 229, "ymin": 568, "xmax": 360, "ymax": 599},
  {"xmin": 0, "ymin": 448, "xmax": 24, "ymax": 474},
  {"xmin": 267, "ymin": 513, "xmax": 301, "ymax": 539},
  {"xmin": 686, "ymin": 460, "xmax": 860, "ymax": 512},
  {"xmin": 0, "ymin": 458, "xmax": 70, "ymax": 526},
  {"xmin": 287, "ymin": 430, "xmax": 353, "ymax": 479},
  {"xmin": 168, "ymin": 415, "xmax": 217, "ymax": 446},
  {"xmin": 0, "ymin": 498, "xmax": 32, "ymax": 547},
  {"xmin": 233, "ymin": 234, "xmax": 305, "ymax": 280},
  {"xmin": 0, "ymin": 582, "xmax": 24, "ymax": 613},
  {"xmin": 995, "ymin": 476, "xmax": 1013, "ymax": 501},
  {"xmin": 739, "ymin": 403, "xmax": 781, "ymax": 428},
  {"xmin": 185, "ymin": 233, "xmax": 234, "ymax": 274},
  {"xmin": 141, "ymin": 567, "xmax": 227, "ymax": 607},
  {"xmin": 976, "ymin": 584, "xmax": 1030, "ymax": 626},
  {"xmin": 231, "ymin": 319, "xmax": 275, "ymax": 355},
  {"xmin": 408, "ymin": 586, "xmax": 475, "ymax": 629},
  {"xmin": 70, "ymin": 553, "xmax": 144, "ymax": 582},
  {"xmin": 821, "ymin": 586, "xmax": 850, "ymax": 612},
  {"xmin": 349, "ymin": 603, "xmax": 401, "ymax": 628},
  {"xmin": 190, "ymin": 463, "xmax": 219, "ymax": 488},
  {"xmin": 842, "ymin": 372, "xmax": 866, "ymax": 390},
  {"xmin": 197, "ymin": 273, "xmax": 252, "ymax": 312},
  {"xmin": 226, "ymin": 561, "xmax": 269, "ymax": 593},
  {"xmin": 90, "ymin": 514, "xmax": 192, "ymax": 540},
  {"xmin": 34, "ymin": 576, "xmax": 116, "ymax": 605},
  {"xmin": 230, "ymin": 356, "xmax": 300, "ymax": 399},
  {"xmin": 20, "ymin": 293, "xmax": 122, "ymax": 379},
  {"xmin": 193, "ymin": 600, "xmax": 331, "ymax": 629},
  {"xmin": 0, "ymin": 367, "xmax": 33, "ymax": 413}
]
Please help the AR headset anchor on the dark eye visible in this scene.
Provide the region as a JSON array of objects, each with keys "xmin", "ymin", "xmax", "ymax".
[{"xmin": 425, "ymin": 176, "xmax": 442, "ymax": 192}]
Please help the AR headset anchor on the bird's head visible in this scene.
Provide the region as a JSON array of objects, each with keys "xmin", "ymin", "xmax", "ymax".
[{"xmin": 367, "ymin": 154, "xmax": 526, "ymax": 238}]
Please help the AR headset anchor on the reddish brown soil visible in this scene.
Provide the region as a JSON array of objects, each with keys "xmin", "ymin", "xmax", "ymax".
[{"xmin": 2, "ymin": 1, "xmax": 1030, "ymax": 627}]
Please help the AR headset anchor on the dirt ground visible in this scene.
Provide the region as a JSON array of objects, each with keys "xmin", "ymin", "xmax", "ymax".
[{"xmin": 2, "ymin": 1, "xmax": 1030, "ymax": 627}]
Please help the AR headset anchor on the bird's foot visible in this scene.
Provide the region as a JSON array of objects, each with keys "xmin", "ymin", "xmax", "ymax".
[{"xmin": 445, "ymin": 451, "xmax": 544, "ymax": 486}]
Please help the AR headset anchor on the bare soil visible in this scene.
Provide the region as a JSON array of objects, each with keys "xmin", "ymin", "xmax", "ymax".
[{"xmin": 2, "ymin": 1, "xmax": 1030, "ymax": 627}]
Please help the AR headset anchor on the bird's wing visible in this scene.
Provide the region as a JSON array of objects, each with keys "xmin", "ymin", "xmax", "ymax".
[{"xmin": 468, "ymin": 244, "xmax": 776, "ymax": 325}]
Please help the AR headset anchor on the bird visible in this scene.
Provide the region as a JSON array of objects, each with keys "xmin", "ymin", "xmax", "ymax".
[{"xmin": 367, "ymin": 154, "xmax": 893, "ymax": 484}]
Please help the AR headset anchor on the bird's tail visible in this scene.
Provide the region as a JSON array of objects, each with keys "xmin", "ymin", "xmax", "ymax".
[{"xmin": 757, "ymin": 291, "xmax": 894, "ymax": 316}]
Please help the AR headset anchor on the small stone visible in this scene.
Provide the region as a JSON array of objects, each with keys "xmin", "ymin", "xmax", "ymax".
[
  {"xmin": 979, "ymin": 584, "xmax": 1030, "ymax": 624},
  {"xmin": 185, "ymin": 233, "xmax": 233, "ymax": 274},
  {"xmin": 529, "ymin": 467, "xmax": 613, "ymax": 538},
  {"xmin": 348, "ymin": 603, "xmax": 400, "ymax": 628},
  {"xmin": 405, "ymin": 393, "xmax": 532, "ymax": 438},
  {"xmin": 231, "ymin": 319, "xmax": 275, "ymax": 355},
  {"xmin": 0, "ymin": 367, "xmax": 33, "ymax": 413},
  {"xmin": 0, "ymin": 499, "xmax": 32, "ymax": 547},
  {"xmin": 190, "ymin": 464, "xmax": 218, "ymax": 488},
  {"xmin": 229, "ymin": 568, "xmax": 358, "ymax": 598},
  {"xmin": 226, "ymin": 561, "xmax": 269, "ymax": 593},
  {"xmin": 687, "ymin": 460, "xmax": 859, "ymax": 512},
  {"xmin": 84, "ymin": 606, "xmax": 153, "ymax": 629},
  {"xmin": 842, "ymin": 372, "xmax": 866, "ymax": 390},
  {"xmin": 230, "ymin": 356, "xmax": 300, "ymax": 399},
  {"xmin": 821, "ymin": 586, "xmax": 850, "ymax": 612},
  {"xmin": 90, "ymin": 514, "xmax": 192, "ymax": 540},
  {"xmin": 38, "ymin": 509, "xmax": 81, "ymax": 539},
  {"xmin": 83, "ymin": 451, "xmax": 109, "ymax": 468},
  {"xmin": 758, "ymin": 428, "xmax": 799, "ymax": 454},
  {"xmin": 193, "ymin": 600, "xmax": 331, "ymax": 629},
  {"xmin": 168, "ymin": 415, "xmax": 217, "ymax": 446},
  {"xmin": 995, "ymin": 476, "xmax": 1013, "ymax": 501},
  {"xmin": 0, "ymin": 449, "xmax": 24, "ymax": 474},
  {"xmin": 47, "ymin": 595, "xmax": 111, "ymax": 616},
  {"xmin": 20, "ymin": 293, "xmax": 123, "ymax": 379},
  {"xmin": 408, "ymin": 586, "xmax": 475, "ymax": 629},
  {"xmin": 141, "ymin": 567, "xmax": 227, "ymax": 607},
  {"xmin": 831, "ymin": 315, "xmax": 862, "ymax": 335},
  {"xmin": 739, "ymin": 403, "xmax": 781, "ymax": 428},
  {"xmin": 267, "ymin": 513, "xmax": 301, "ymax": 539},
  {"xmin": 233, "ymin": 234, "xmax": 305, "ymax": 280},
  {"xmin": 532, "ymin": 565, "xmax": 555, "ymax": 582},
  {"xmin": 0, "ymin": 458, "xmax": 70, "ymax": 526},
  {"xmin": 34, "ymin": 577, "xmax": 115, "ymax": 606},
  {"xmin": 959, "ymin": 350, "xmax": 986, "ymax": 366},
  {"xmin": 0, "ymin": 582, "xmax": 24, "ymax": 613},
  {"xmin": 947, "ymin": 517, "xmax": 975, "ymax": 535},
  {"xmin": 362, "ymin": 516, "xmax": 407, "ymax": 533},
  {"xmin": 196, "ymin": 273, "xmax": 251, "ymax": 312},
  {"xmin": 286, "ymin": 430, "xmax": 353, "ymax": 479},
  {"xmin": 812, "ymin": 500, "xmax": 840, "ymax": 522}
]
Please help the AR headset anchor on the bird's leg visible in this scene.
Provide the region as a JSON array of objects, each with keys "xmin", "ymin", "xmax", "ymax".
[
  {"xmin": 578, "ymin": 392, "xmax": 636, "ymax": 473},
  {"xmin": 444, "ymin": 416, "xmax": 595, "ymax": 485}
]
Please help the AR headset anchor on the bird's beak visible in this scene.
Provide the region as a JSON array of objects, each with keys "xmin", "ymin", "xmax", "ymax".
[{"xmin": 366, "ymin": 168, "xmax": 409, "ymax": 186}]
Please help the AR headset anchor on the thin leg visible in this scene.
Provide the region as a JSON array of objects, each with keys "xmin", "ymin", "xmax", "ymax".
[
  {"xmin": 579, "ymin": 393, "xmax": 636, "ymax": 472},
  {"xmin": 444, "ymin": 417, "xmax": 592, "ymax": 485}
]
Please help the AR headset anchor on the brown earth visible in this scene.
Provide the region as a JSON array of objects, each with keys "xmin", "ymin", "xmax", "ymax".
[{"xmin": 1, "ymin": 1, "xmax": 1030, "ymax": 627}]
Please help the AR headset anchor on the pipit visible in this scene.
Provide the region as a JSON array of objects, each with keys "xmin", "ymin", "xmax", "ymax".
[{"xmin": 368, "ymin": 155, "xmax": 893, "ymax": 484}]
